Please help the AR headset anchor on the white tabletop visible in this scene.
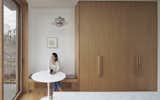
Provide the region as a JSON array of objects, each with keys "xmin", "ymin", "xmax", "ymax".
[{"xmin": 31, "ymin": 70, "xmax": 66, "ymax": 83}]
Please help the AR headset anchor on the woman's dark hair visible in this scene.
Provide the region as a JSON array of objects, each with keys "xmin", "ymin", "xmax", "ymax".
[{"xmin": 52, "ymin": 53, "xmax": 58, "ymax": 61}]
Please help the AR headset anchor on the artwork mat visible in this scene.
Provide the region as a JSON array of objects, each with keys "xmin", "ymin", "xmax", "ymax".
[{"xmin": 47, "ymin": 37, "xmax": 58, "ymax": 48}]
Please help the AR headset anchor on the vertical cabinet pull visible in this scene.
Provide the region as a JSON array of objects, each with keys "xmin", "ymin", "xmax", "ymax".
[
  {"xmin": 97, "ymin": 56, "xmax": 103, "ymax": 77},
  {"xmin": 137, "ymin": 56, "xmax": 143, "ymax": 75}
]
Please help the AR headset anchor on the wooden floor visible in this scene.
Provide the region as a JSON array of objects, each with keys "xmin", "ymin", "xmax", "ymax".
[
  {"xmin": 18, "ymin": 79, "xmax": 79, "ymax": 100},
  {"xmin": 18, "ymin": 88, "xmax": 47, "ymax": 100},
  {"xmin": 18, "ymin": 87, "xmax": 79, "ymax": 100}
]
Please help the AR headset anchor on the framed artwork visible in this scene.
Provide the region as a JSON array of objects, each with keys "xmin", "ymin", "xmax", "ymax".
[{"xmin": 47, "ymin": 37, "xmax": 58, "ymax": 48}]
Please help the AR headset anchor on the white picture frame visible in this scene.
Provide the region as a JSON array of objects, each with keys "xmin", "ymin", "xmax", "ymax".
[{"xmin": 47, "ymin": 37, "xmax": 58, "ymax": 48}]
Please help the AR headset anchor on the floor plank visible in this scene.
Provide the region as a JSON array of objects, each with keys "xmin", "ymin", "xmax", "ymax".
[{"xmin": 19, "ymin": 88, "xmax": 46, "ymax": 100}]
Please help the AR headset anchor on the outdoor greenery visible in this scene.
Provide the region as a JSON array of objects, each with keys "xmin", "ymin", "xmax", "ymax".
[{"xmin": 4, "ymin": 29, "xmax": 17, "ymax": 83}]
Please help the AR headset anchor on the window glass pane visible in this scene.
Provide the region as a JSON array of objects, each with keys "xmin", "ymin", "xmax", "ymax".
[{"xmin": 3, "ymin": 0, "xmax": 19, "ymax": 99}]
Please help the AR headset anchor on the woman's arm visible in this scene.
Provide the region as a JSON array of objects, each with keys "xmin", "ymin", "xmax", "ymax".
[
  {"xmin": 49, "ymin": 56, "xmax": 55, "ymax": 69},
  {"xmin": 55, "ymin": 62, "xmax": 60, "ymax": 72}
]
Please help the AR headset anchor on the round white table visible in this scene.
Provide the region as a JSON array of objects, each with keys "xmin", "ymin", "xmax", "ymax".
[{"xmin": 31, "ymin": 70, "xmax": 66, "ymax": 100}]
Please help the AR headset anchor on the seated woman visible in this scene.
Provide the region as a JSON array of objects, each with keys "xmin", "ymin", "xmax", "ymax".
[{"xmin": 49, "ymin": 52, "xmax": 62, "ymax": 91}]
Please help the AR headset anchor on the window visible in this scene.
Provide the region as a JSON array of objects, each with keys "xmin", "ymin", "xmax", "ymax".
[{"xmin": 3, "ymin": 0, "xmax": 22, "ymax": 99}]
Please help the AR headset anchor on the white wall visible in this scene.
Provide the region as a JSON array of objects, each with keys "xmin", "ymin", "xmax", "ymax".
[{"xmin": 29, "ymin": 7, "xmax": 75, "ymax": 75}]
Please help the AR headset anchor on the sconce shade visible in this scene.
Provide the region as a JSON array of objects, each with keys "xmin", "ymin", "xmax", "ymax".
[{"xmin": 55, "ymin": 16, "xmax": 65, "ymax": 27}]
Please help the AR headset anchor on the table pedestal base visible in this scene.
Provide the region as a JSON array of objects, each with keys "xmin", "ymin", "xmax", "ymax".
[{"xmin": 40, "ymin": 96, "xmax": 53, "ymax": 100}]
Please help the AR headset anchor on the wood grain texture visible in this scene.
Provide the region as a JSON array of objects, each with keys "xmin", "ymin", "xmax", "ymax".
[
  {"xmin": 77, "ymin": 1, "xmax": 157, "ymax": 91},
  {"xmin": 75, "ymin": 4, "xmax": 80, "ymax": 81},
  {"xmin": 127, "ymin": 4, "xmax": 157, "ymax": 90},
  {"xmin": 0, "ymin": 0, "xmax": 3, "ymax": 99},
  {"xmin": 21, "ymin": 2, "xmax": 29, "ymax": 93},
  {"xmin": 18, "ymin": 88, "xmax": 46, "ymax": 100}
]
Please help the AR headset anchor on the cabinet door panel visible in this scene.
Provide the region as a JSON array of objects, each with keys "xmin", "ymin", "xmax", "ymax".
[
  {"xmin": 78, "ymin": 2, "xmax": 157, "ymax": 91},
  {"xmin": 79, "ymin": 5, "xmax": 90, "ymax": 90},
  {"xmin": 79, "ymin": 5, "xmax": 112, "ymax": 91},
  {"xmin": 125, "ymin": 4, "xmax": 157, "ymax": 90}
]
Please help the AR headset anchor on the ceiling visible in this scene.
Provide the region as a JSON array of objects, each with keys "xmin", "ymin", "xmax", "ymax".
[
  {"xmin": 27, "ymin": 0, "xmax": 157, "ymax": 8},
  {"xmin": 27, "ymin": 0, "xmax": 78, "ymax": 8}
]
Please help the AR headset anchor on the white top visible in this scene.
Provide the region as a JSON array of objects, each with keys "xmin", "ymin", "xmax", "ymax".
[
  {"xmin": 31, "ymin": 70, "xmax": 66, "ymax": 83},
  {"xmin": 49, "ymin": 56, "xmax": 60, "ymax": 72},
  {"xmin": 49, "ymin": 62, "xmax": 60, "ymax": 72}
]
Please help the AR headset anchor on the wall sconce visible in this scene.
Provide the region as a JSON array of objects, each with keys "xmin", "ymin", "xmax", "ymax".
[{"xmin": 54, "ymin": 16, "xmax": 65, "ymax": 27}]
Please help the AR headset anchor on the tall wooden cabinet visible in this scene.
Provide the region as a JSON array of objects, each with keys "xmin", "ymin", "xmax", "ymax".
[{"xmin": 76, "ymin": 1, "xmax": 157, "ymax": 91}]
